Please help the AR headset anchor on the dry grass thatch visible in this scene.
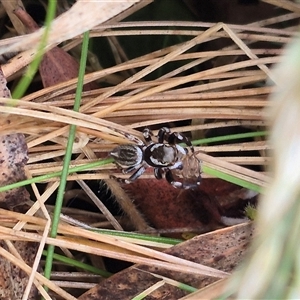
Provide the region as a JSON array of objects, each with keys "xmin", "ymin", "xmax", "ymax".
[{"xmin": 0, "ymin": 0, "xmax": 299, "ymax": 298}]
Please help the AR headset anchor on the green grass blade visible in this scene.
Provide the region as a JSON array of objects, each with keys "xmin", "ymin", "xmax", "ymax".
[
  {"xmin": 12, "ymin": 1, "xmax": 57, "ymax": 99},
  {"xmin": 42, "ymin": 250, "xmax": 112, "ymax": 277},
  {"xmin": 192, "ymin": 130, "xmax": 267, "ymax": 146},
  {"xmin": 0, "ymin": 158, "xmax": 114, "ymax": 192},
  {"xmin": 203, "ymin": 165, "xmax": 263, "ymax": 193},
  {"xmin": 44, "ymin": 30, "xmax": 91, "ymax": 281}
]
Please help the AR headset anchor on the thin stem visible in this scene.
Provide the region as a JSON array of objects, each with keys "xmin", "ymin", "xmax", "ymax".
[
  {"xmin": 12, "ymin": 1, "xmax": 57, "ymax": 99},
  {"xmin": 44, "ymin": 31, "xmax": 90, "ymax": 281}
]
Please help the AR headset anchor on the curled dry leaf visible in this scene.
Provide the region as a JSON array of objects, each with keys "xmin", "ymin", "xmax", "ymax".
[
  {"xmin": 123, "ymin": 178, "xmax": 213, "ymax": 238},
  {"xmin": 78, "ymin": 222, "xmax": 253, "ymax": 300},
  {"xmin": 122, "ymin": 177, "xmax": 251, "ymax": 238},
  {"xmin": 0, "ymin": 67, "xmax": 28, "ymax": 211},
  {"xmin": 14, "ymin": 7, "xmax": 98, "ymax": 91}
]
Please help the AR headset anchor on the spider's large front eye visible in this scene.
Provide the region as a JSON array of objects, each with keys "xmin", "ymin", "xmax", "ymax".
[{"xmin": 110, "ymin": 145, "xmax": 143, "ymax": 168}]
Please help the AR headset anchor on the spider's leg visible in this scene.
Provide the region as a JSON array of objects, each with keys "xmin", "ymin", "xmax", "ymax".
[
  {"xmin": 110, "ymin": 164, "xmax": 147, "ymax": 184},
  {"xmin": 157, "ymin": 127, "xmax": 194, "ymax": 153},
  {"xmin": 168, "ymin": 132, "xmax": 194, "ymax": 153},
  {"xmin": 157, "ymin": 127, "xmax": 171, "ymax": 143},
  {"xmin": 165, "ymin": 169, "xmax": 199, "ymax": 190},
  {"xmin": 130, "ymin": 164, "xmax": 147, "ymax": 181},
  {"xmin": 195, "ymin": 174, "xmax": 202, "ymax": 186},
  {"xmin": 123, "ymin": 164, "xmax": 143, "ymax": 174},
  {"xmin": 182, "ymin": 181, "xmax": 200, "ymax": 189},
  {"xmin": 154, "ymin": 167, "xmax": 163, "ymax": 180},
  {"xmin": 143, "ymin": 128, "xmax": 154, "ymax": 144},
  {"xmin": 165, "ymin": 169, "xmax": 183, "ymax": 189},
  {"xmin": 169, "ymin": 161, "xmax": 183, "ymax": 171}
]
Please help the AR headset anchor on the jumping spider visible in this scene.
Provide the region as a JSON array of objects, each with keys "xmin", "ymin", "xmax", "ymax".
[{"xmin": 109, "ymin": 127, "xmax": 202, "ymax": 189}]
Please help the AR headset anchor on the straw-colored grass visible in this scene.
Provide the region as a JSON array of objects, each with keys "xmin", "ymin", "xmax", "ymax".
[
  {"xmin": 0, "ymin": 0, "xmax": 299, "ymax": 298},
  {"xmin": 0, "ymin": 18, "xmax": 286, "ymax": 186}
]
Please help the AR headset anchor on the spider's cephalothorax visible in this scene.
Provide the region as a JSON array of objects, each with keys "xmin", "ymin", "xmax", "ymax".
[{"xmin": 109, "ymin": 127, "xmax": 202, "ymax": 189}]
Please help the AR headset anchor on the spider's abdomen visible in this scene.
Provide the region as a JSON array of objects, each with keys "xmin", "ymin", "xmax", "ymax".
[{"xmin": 110, "ymin": 145, "xmax": 143, "ymax": 168}]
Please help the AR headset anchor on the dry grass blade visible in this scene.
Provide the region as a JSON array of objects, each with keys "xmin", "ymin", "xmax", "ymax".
[
  {"xmin": 0, "ymin": 16, "xmax": 282, "ymax": 187},
  {"xmin": 0, "ymin": 209, "xmax": 228, "ymax": 279},
  {"xmin": 1, "ymin": 0, "xmax": 26, "ymax": 35},
  {"xmin": 21, "ymin": 181, "xmax": 51, "ymax": 300},
  {"xmin": 0, "ymin": 0, "xmax": 143, "ymax": 55},
  {"xmin": 198, "ymin": 152, "xmax": 270, "ymax": 187},
  {"xmin": 0, "ymin": 2, "xmax": 298, "ymax": 297},
  {"xmin": 0, "ymin": 245, "xmax": 76, "ymax": 300}
]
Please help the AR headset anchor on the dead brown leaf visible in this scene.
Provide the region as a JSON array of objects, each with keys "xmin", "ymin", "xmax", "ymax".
[
  {"xmin": 14, "ymin": 7, "xmax": 98, "ymax": 91},
  {"xmin": 0, "ymin": 67, "xmax": 37, "ymax": 299},
  {"xmin": 79, "ymin": 222, "xmax": 253, "ymax": 300}
]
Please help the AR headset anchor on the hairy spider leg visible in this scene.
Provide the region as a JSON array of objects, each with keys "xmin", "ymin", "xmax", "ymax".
[
  {"xmin": 110, "ymin": 163, "xmax": 147, "ymax": 184},
  {"xmin": 157, "ymin": 127, "xmax": 194, "ymax": 153},
  {"xmin": 157, "ymin": 127, "xmax": 171, "ymax": 143},
  {"xmin": 142, "ymin": 128, "xmax": 154, "ymax": 144},
  {"xmin": 195, "ymin": 174, "xmax": 202, "ymax": 186},
  {"xmin": 165, "ymin": 169, "xmax": 199, "ymax": 190},
  {"xmin": 122, "ymin": 163, "xmax": 144, "ymax": 174},
  {"xmin": 154, "ymin": 167, "xmax": 163, "ymax": 180},
  {"xmin": 153, "ymin": 161, "xmax": 183, "ymax": 180},
  {"xmin": 169, "ymin": 132, "xmax": 194, "ymax": 153}
]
